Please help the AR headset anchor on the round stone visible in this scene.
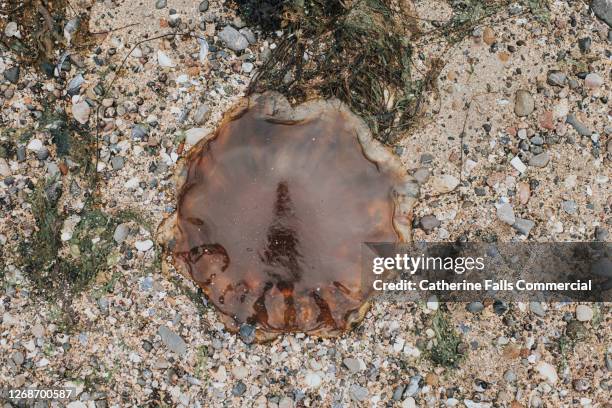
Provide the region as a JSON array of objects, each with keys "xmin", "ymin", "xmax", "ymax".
[{"xmin": 575, "ymin": 305, "xmax": 593, "ymax": 322}]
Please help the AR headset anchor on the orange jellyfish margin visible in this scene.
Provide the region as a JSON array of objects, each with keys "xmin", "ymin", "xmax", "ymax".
[{"xmin": 156, "ymin": 92, "xmax": 418, "ymax": 343}]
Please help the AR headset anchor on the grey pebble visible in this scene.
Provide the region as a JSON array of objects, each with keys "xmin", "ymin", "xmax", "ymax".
[
  {"xmin": 566, "ymin": 114, "xmax": 592, "ymax": 136},
  {"xmin": 512, "ymin": 218, "xmax": 535, "ymax": 236},
  {"xmin": 528, "ymin": 151, "xmax": 550, "ymax": 167},
  {"xmin": 546, "ymin": 70, "xmax": 566, "ymax": 87},
  {"xmin": 529, "ymin": 301, "xmax": 546, "ymax": 317},
  {"xmin": 568, "ymin": 78, "xmax": 579, "ymax": 89},
  {"xmin": 606, "ymin": 353, "xmax": 612, "ymax": 371},
  {"xmin": 140, "ymin": 276, "xmax": 153, "ymax": 291},
  {"xmin": 404, "ymin": 375, "xmax": 421, "ymax": 397},
  {"xmin": 47, "ymin": 162, "xmax": 60, "ymax": 178},
  {"xmin": 595, "ymin": 227, "xmax": 609, "ymax": 241},
  {"xmin": 349, "ymin": 384, "xmax": 368, "ymax": 402},
  {"xmin": 113, "ymin": 223, "xmax": 130, "ymax": 244},
  {"xmin": 193, "ymin": 104, "xmax": 211, "ymax": 125},
  {"xmin": 261, "ymin": 47, "xmax": 272, "ymax": 62},
  {"xmin": 578, "ymin": 37, "xmax": 591, "ymax": 52},
  {"xmin": 420, "ymin": 215, "xmax": 440, "ymax": 232},
  {"xmin": 155, "ymin": 0, "xmax": 166, "ymax": 9},
  {"xmin": 493, "ymin": 300, "xmax": 508, "ymax": 315},
  {"xmin": 420, "ymin": 153, "xmax": 434, "ymax": 165},
  {"xmin": 11, "ymin": 351, "xmax": 24, "ymax": 366},
  {"xmin": 467, "ymin": 302, "xmax": 484, "ymax": 313},
  {"xmin": 131, "ymin": 125, "xmax": 148, "ymax": 140},
  {"xmin": 503, "ymin": 370, "xmax": 517, "ymax": 383},
  {"xmin": 232, "ymin": 381, "xmax": 247, "ymax": 396},
  {"xmin": 392, "ymin": 385, "xmax": 406, "ymax": 401},
  {"xmin": 561, "ymin": 200, "xmax": 577, "ymax": 215},
  {"xmin": 239, "ymin": 28, "xmax": 256, "ymax": 44},
  {"xmin": 591, "ymin": 0, "xmax": 612, "ymax": 27},
  {"xmin": 98, "ymin": 297, "xmax": 109, "ymax": 313},
  {"xmin": 4, "ymin": 66, "xmax": 20, "ymax": 84},
  {"xmin": 16, "ymin": 146, "xmax": 26, "ymax": 162},
  {"xmin": 239, "ymin": 323, "xmax": 256, "ymax": 344},
  {"xmin": 199, "ymin": 0, "xmax": 209, "ymax": 12},
  {"xmin": 158, "ymin": 325, "xmax": 187, "ymax": 355},
  {"xmin": 218, "ymin": 26, "xmax": 249, "ymax": 52},
  {"xmin": 142, "ymin": 340, "xmax": 153, "ymax": 352},
  {"xmin": 342, "ymin": 357, "xmax": 361, "ymax": 373},
  {"xmin": 413, "ymin": 168, "xmax": 430, "ymax": 184},
  {"xmin": 67, "ymin": 74, "xmax": 85, "ymax": 95},
  {"xmin": 531, "ymin": 135, "xmax": 544, "ymax": 146},
  {"xmin": 36, "ymin": 148, "xmax": 49, "ymax": 161},
  {"xmin": 110, "ymin": 156, "xmax": 125, "ymax": 171},
  {"xmin": 496, "ymin": 203, "xmax": 515, "ymax": 225}
]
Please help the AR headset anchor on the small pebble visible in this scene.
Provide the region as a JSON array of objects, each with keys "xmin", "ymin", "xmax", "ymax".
[
  {"xmin": 3, "ymin": 66, "xmax": 20, "ymax": 84},
  {"xmin": 577, "ymin": 37, "xmax": 592, "ymax": 52},
  {"xmin": 503, "ymin": 370, "xmax": 517, "ymax": 383},
  {"xmin": 584, "ymin": 73, "xmax": 603, "ymax": 89},
  {"xmin": 349, "ymin": 384, "xmax": 369, "ymax": 401},
  {"xmin": 514, "ymin": 90, "xmax": 535, "ymax": 117},
  {"xmin": 547, "ymin": 70, "xmax": 567, "ymax": 87},
  {"xmin": 420, "ymin": 215, "xmax": 440, "ymax": 232},
  {"xmin": 512, "ymin": 218, "xmax": 535, "ymax": 236},
  {"xmin": 575, "ymin": 305, "xmax": 593, "ymax": 322},
  {"xmin": 135, "ymin": 239, "xmax": 154, "ymax": 252},
  {"xmin": 561, "ymin": 200, "xmax": 577, "ymax": 215},
  {"xmin": 231, "ymin": 381, "xmax": 246, "ymax": 396},
  {"xmin": 431, "ymin": 174, "xmax": 460, "ymax": 193},
  {"xmin": 110, "ymin": 156, "xmax": 125, "ymax": 171},
  {"xmin": 529, "ymin": 301, "xmax": 546, "ymax": 317},
  {"xmin": 566, "ymin": 114, "xmax": 592, "ymax": 136},
  {"xmin": 218, "ymin": 26, "xmax": 249, "ymax": 52},
  {"xmin": 198, "ymin": 0, "xmax": 209, "ymax": 12},
  {"xmin": 158, "ymin": 325, "xmax": 187, "ymax": 355},
  {"xmin": 304, "ymin": 371, "xmax": 322, "ymax": 388},
  {"xmin": 536, "ymin": 361, "xmax": 559, "ymax": 384},
  {"xmin": 467, "ymin": 302, "xmax": 484, "ymax": 313},
  {"xmin": 510, "ymin": 156, "xmax": 527, "ymax": 173},
  {"xmin": 72, "ymin": 101, "xmax": 91, "ymax": 124},
  {"xmin": 239, "ymin": 323, "xmax": 256, "ymax": 344},
  {"xmin": 185, "ymin": 128, "xmax": 208, "ymax": 145},
  {"xmin": 342, "ymin": 357, "xmax": 362, "ymax": 373},
  {"xmin": 496, "ymin": 203, "xmax": 515, "ymax": 225},
  {"xmin": 529, "ymin": 151, "xmax": 550, "ymax": 167}
]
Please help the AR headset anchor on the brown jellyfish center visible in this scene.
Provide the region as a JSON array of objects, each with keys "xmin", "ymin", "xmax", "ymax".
[{"xmin": 174, "ymin": 104, "xmax": 399, "ymax": 334}]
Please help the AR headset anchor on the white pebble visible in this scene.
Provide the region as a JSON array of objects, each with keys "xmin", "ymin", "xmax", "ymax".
[
  {"xmin": 575, "ymin": 305, "xmax": 593, "ymax": 322},
  {"xmin": 27, "ymin": 139, "xmax": 43, "ymax": 152},
  {"xmin": 157, "ymin": 50, "xmax": 175, "ymax": 68},
  {"xmin": 431, "ymin": 174, "xmax": 460, "ymax": 193},
  {"xmin": 510, "ymin": 156, "xmax": 526, "ymax": 173},
  {"xmin": 536, "ymin": 361, "xmax": 558, "ymax": 384},
  {"xmin": 426, "ymin": 295, "xmax": 439, "ymax": 311},
  {"xmin": 304, "ymin": 371, "xmax": 322, "ymax": 388},
  {"xmin": 72, "ymin": 101, "xmax": 91, "ymax": 124},
  {"xmin": 135, "ymin": 240, "xmax": 154, "ymax": 252},
  {"xmin": 185, "ymin": 127, "xmax": 209, "ymax": 145}
]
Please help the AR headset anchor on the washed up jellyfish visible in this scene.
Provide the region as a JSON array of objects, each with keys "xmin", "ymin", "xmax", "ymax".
[{"xmin": 158, "ymin": 92, "xmax": 418, "ymax": 342}]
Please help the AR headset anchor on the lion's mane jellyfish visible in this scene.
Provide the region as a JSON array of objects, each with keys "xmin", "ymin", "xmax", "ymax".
[{"xmin": 158, "ymin": 92, "xmax": 418, "ymax": 342}]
